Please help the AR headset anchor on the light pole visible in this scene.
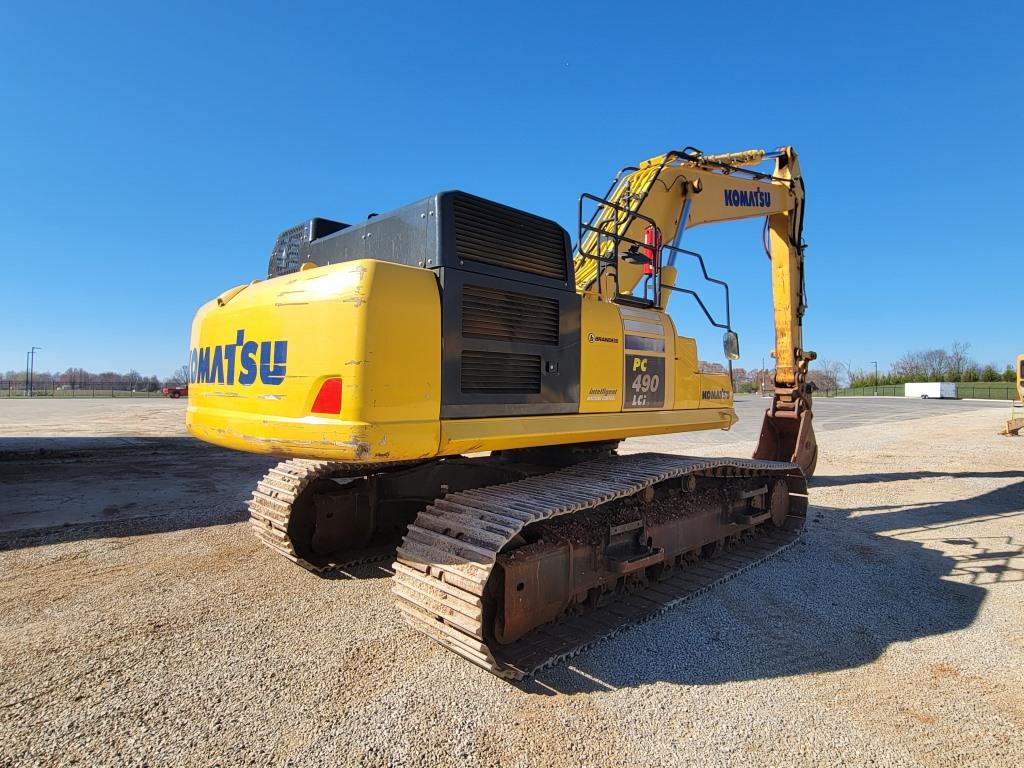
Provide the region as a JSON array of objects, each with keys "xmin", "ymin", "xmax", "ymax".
[
  {"xmin": 871, "ymin": 360, "xmax": 878, "ymax": 396},
  {"xmin": 28, "ymin": 347, "xmax": 41, "ymax": 397}
]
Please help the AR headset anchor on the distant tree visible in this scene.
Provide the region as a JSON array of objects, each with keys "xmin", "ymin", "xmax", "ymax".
[
  {"xmin": 924, "ymin": 349, "xmax": 951, "ymax": 380},
  {"xmin": 61, "ymin": 367, "xmax": 90, "ymax": 388},
  {"xmin": 962, "ymin": 366, "xmax": 980, "ymax": 382},
  {"xmin": 948, "ymin": 340, "xmax": 973, "ymax": 380},
  {"xmin": 893, "ymin": 349, "xmax": 951, "ymax": 381},
  {"xmin": 747, "ymin": 367, "xmax": 772, "ymax": 393},
  {"xmin": 980, "ymin": 365, "xmax": 1000, "ymax": 382},
  {"xmin": 1002, "ymin": 365, "xmax": 1016, "ymax": 382},
  {"xmin": 698, "ymin": 361, "xmax": 726, "ymax": 374},
  {"xmin": 808, "ymin": 359, "xmax": 842, "ymax": 392},
  {"xmin": 885, "ymin": 344, "xmax": 982, "ymax": 383},
  {"xmin": 124, "ymin": 369, "xmax": 141, "ymax": 391}
]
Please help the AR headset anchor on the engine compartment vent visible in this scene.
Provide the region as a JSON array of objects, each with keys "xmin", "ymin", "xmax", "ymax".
[
  {"xmin": 461, "ymin": 350, "xmax": 541, "ymax": 395},
  {"xmin": 462, "ymin": 285, "xmax": 560, "ymax": 345},
  {"xmin": 452, "ymin": 195, "xmax": 568, "ymax": 281},
  {"xmin": 267, "ymin": 217, "xmax": 349, "ymax": 279}
]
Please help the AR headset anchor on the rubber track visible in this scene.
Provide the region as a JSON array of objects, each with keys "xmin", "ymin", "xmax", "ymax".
[
  {"xmin": 392, "ymin": 452, "xmax": 805, "ymax": 679},
  {"xmin": 248, "ymin": 458, "xmax": 419, "ymax": 572}
]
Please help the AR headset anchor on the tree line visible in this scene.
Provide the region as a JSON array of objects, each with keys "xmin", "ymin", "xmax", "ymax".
[
  {"xmin": 846, "ymin": 341, "xmax": 1014, "ymax": 387},
  {"xmin": 5, "ymin": 341, "xmax": 1013, "ymax": 394},
  {"xmin": 702, "ymin": 340, "xmax": 1016, "ymax": 394},
  {"xmin": 2, "ymin": 365, "xmax": 190, "ymax": 391},
  {"xmin": 699, "ymin": 362, "xmax": 775, "ymax": 393}
]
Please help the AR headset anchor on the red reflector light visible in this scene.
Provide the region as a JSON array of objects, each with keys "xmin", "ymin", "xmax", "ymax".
[{"xmin": 311, "ymin": 377, "xmax": 342, "ymax": 414}]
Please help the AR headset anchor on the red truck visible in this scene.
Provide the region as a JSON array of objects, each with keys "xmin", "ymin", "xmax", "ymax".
[{"xmin": 162, "ymin": 384, "xmax": 188, "ymax": 399}]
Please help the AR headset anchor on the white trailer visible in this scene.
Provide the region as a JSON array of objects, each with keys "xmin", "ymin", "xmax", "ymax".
[{"xmin": 905, "ymin": 382, "xmax": 957, "ymax": 399}]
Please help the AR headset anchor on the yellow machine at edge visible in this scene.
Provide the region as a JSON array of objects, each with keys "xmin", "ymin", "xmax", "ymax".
[
  {"xmin": 186, "ymin": 146, "xmax": 818, "ymax": 678},
  {"xmin": 1002, "ymin": 354, "xmax": 1024, "ymax": 435}
]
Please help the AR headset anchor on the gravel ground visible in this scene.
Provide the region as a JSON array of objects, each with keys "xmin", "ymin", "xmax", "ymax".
[{"xmin": 0, "ymin": 400, "xmax": 1021, "ymax": 767}]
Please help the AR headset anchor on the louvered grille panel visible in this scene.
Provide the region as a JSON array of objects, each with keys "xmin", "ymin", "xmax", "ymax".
[
  {"xmin": 462, "ymin": 285, "xmax": 560, "ymax": 345},
  {"xmin": 453, "ymin": 196, "xmax": 568, "ymax": 281},
  {"xmin": 461, "ymin": 350, "xmax": 541, "ymax": 394}
]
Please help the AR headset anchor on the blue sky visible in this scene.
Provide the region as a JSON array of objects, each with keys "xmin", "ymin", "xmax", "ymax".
[{"xmin": 1, "ymin": 1, "xmax": 1019, "ymax": 380}]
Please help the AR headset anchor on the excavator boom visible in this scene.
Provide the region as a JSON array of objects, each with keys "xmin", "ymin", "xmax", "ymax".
[{"xmin": 574, "ymin": 146, "xmax": 816, "ymax": 473}]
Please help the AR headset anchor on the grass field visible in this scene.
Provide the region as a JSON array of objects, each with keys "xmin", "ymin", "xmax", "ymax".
[{"xmin": 0, "ymin": 388, "xmax": 166, "ymax": 398}]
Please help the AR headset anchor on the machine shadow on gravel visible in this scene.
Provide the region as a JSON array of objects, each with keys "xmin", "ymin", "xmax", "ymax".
[
  {"xmin": 0, "ymin": 437, "xmax": 276, "ymax": 551},
  {"xmin": 811, "ymin": 470, "xmax": 1023, "ymax": 487},
  {"xmin": 520, "ymin": 475, "xmax": 1022, "ymax": 695}
]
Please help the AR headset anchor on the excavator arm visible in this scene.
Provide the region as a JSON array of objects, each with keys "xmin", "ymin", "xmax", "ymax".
[{"xmin": 575, "ymin": 146, "xmax": 818, "ymax": 475}]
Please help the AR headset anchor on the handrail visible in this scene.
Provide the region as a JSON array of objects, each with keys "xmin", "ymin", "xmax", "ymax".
[
  {"xmin": 576, "ymin": 192, "xmax": 661, "ymax": 306},
  {"xmin": 658, "ymin": 243, "xmax": 732, "ymax": 331}
]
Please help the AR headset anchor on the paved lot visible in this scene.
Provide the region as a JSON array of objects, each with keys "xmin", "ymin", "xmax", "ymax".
[
  {"xmin": 0, "ymin": 397, "xmax": 1021, "ymax": 766},
  {"xmin": 0, "ymin": 399, "xmax": 274, "ymax": 534},
  {"xmin": 0, "ymin": 396, "xmax": 1007, "ymax": 534}
]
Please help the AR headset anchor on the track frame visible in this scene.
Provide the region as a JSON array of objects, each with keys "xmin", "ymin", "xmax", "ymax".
[{"xmin": 392, "ymin": 453, "xmax": 806, "ymax": 679}]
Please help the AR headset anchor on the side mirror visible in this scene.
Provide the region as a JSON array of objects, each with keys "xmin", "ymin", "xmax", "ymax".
[{"xmin": 723, "ymin": 330, "xmax": 740, "ymax": 360}]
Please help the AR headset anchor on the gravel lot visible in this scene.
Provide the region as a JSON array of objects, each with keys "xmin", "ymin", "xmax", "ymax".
[{"xmin": 0, "ymin": 398, "xmax": 1021, "ymax": 767}]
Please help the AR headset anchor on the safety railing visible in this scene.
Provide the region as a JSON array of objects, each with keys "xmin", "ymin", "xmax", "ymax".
[
  {"xmin": 575, "ymin": 193, "xmax": 733, "ymax": 334},
  {"xmin": 576, "ymin": 192, "xmax": 663, "ymax": 308},
  {"xmin": 652, "ymin": 243, "xmax": 732, "ymax": 332}
]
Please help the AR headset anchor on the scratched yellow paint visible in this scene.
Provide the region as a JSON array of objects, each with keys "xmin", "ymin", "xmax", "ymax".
[{"xmin": 186, "ymin": 260, "xmax": 442, "ymax": 461}]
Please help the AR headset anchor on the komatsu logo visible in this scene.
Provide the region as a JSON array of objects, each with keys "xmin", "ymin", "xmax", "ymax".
[
  {"xmin": 189, "ymin": 330, "xmax": 287, "ymax": 386},
  {"xmin": 723, "ymin": 189, "xmax": 771, "ymax": 208},
  {"xmin": 701, "ymin": 389, "xmax": 730, "ymax": 400}
]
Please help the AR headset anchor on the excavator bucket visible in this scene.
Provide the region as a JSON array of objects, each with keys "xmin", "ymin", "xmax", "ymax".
[
  {"xmin": 753, "ymin": 391, "xmax": 818, "ymax": 477},
  {"xmin": 1002, "ymin": 413, "xmax": 1024, "ymax": 436}
]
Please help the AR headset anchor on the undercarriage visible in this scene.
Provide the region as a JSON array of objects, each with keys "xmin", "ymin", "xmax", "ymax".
[{"xmin": 247, "ymin": 445, "xmax": 806, "ymax": 678}]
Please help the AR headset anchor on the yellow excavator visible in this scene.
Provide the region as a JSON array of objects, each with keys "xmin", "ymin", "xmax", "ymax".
[
  {"xmin": 1003, "ymin": 354, "xmax": 1024, "ymax": 435},
  {"xmin": 186, "ymin": 146, "xmax": 817, "ymax": 678}
]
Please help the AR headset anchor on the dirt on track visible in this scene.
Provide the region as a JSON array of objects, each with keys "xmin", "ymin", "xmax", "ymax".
[{"xmin": 0, "ymin": 400, "xmax": 1022, "ymax": 767}]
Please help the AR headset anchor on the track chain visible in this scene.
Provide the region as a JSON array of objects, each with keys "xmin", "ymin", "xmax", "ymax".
[
  {"xmin": 392, "ymin": 452, "xmax": 806, "ymax": 679},
  {"xmin": 248, "ymin": 458, "xmax": 418, "ymax": 572}
]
